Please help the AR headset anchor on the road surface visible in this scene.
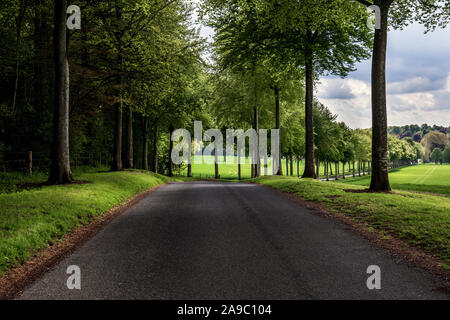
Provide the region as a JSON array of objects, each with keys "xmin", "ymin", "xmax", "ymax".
[{"xmin": 20, "ymin": 181, "xmax": 448, "ymax": 300}]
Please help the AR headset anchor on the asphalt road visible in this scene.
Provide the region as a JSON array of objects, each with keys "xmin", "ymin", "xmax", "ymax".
[{"xmin": 20, "ymin": 181, "xmax": 449, "ymax": 300}]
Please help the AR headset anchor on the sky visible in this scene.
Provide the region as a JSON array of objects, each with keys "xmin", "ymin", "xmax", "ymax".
[
  {"xmin": 316, "ymin": 23, "xmax": 450, "ymax": 129},
  {"xmin": 194, "ymin": 5, "xmax": 450, "ymax": 129}
]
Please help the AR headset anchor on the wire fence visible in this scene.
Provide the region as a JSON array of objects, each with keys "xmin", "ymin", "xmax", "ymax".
[{"xmin": 0, "ymin": 151, "xmax": 111, "ymax": 175}]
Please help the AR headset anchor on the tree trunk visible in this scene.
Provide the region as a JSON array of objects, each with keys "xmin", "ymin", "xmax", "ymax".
[
  {"xmin": 254, "ymin": 105, "xmax": 260, "ymax": 177},
  {"xmin": 297, "ymin": 158, "xmax": 300, "ymax": 177},
  {"xmin": 142, "ymin": 116, "xmax": 148, "ymax": 170},
  {"xmin": 168, "ymin": 126, "xmax": 174, "ymax": 177},
  {"xmin": 238, "ymin": 146, "xmax": 241, "ymax": 180},
  {"xmin": 342, "ymin": 162, "xmax": 346, "ymax": 179},
  {"xmin": 111, "ymin": 95, "xmax": 123, "ymax": 171},
  {"xmin": 251, "ymin": 162, "xmax": 254, "ymax": 178},
  {"xmin": 285, "ymin": 157, "xmax": 288, "ymax": 176},
  {"xmin": 124, "ymin": 106, "xmax": 134, "ymax": 169},
  {"xmin": 335, "ymin": 163, "xmax": 338, "ymax": 180},
  {"xmin": 49, "ymin": 0, "xmax": 73, "ymax": 184},
  {"xmin": 264, "ymin": 154, "xmax": 268, "ymax": 176},
  {"xmin": 12, "ymin": 0, "xmax": 28, "ymax": 115},
  {"xmin": 188, "ymin": 141, "xmax": 192, "ymax": 177},
  {"xmin": 326, "ymin": 161, "xmax": 329, "ymax": 181},
  {"xmin": 302, "ymin": 32, "xmax": 316, "ymax": 178},
  {"xmin": 290, "ymin": 154, "xmax": 294, "ymax": 176},
  {"xmin": 315, "ymin": 157, "xmax": 320, "ymax": 178},
  {"xmin": 369, "ymin": 2, "xmax": 392, "ymax": 191},
  {"xmin": 275, "ymin": 87, "xmax": 282, "ymax": 175},
  {"xmin": 214, "ymin": 137, "xmax": 219, "ymax": 179},
  {"xmin": 111, "ymin": 5, "xmax": 123, "ymax": 171},
  {"xmin": 152, "ymin": 123, "xmax": 158, "ymax": 173},
  {"xmin": 33, "ymin": 0, "xmax": 45, "ymax": 117},
  {"xmin": 353, "ymin": 161, "xmax": 355, "ymax": 177}
]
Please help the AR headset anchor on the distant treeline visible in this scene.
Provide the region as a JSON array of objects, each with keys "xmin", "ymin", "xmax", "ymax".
[
  {"xmin": 388, "ymin": 124, "xmax": 448, "ymax": 142},
  {"xmin": 387, "ymin": 125, "xmax": 450, "ymax": 162}
]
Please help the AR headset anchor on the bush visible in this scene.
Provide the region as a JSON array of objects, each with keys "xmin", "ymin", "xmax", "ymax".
[
  {"xmin": 443, "ymin": 147, "xmax": 450, "ymax": 164},
  {"xmin": 430, "ymin": 148, "xmax": 443, "ymax": 164}
]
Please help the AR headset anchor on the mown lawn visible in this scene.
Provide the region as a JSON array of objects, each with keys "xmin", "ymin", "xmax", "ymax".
[
  {"xmin": 254, "ymin": 175, "xmax": 450, "ymax": 266},
  {"xmin": 340, "ymin": 164, "xmax": 450, "ymax": 196},
  {"xmin": 0, "ymin": 169, "xmax": 184, "ymax": 274},
  {"xmin": 183, "ymin": 156, "xmax": 357, "ymax": 180}
]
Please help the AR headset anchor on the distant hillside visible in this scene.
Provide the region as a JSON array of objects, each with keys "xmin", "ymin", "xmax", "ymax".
[
  {"xmin": 388, "ymin": 124, "xmax": 448, "ymax": 143},
  {"xmin": 387, "ymin": 124, "xmax": 450, "ymax": 161}
]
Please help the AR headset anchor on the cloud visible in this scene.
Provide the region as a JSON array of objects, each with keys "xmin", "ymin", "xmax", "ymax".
[
  {"xmin": 351, "ymin": 23, "xmax": 450, "ymax": 83},
  {"xmin": 317, "ymin": 78, "xmax": 372, "ymax": 128},
  {"xmin": 388, "ymin": 77, "xmax": 447, "ymax": 94},
  {"xmin": 316, "ymin": 79, "xmax": 357, "ymax": 99},
  {"xmin": 316, "ymin": 23, "xmax": 449, "ymax": 129},
  {"xmin": 316, "ymin": 74, "xmax": 450, "ymax": 128}
]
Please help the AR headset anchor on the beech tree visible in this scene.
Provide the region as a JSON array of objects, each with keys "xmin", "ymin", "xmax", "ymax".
[
  {"xmin": 257, "ymin": 0, "xmax": 372, "ymax": 178},
  {"xmin": 430, "ymin": 147, "xmax": 443, "ymax": 164},
  {"xmin": 94, "ymin": 0, "xmax": 185, "ymax": 171},
  {"xmin": 202, "ymin": 0, "xmax": 306, "ymax": 177},
  {"xmin": 354, "ymin": 0, "xmax": 449, "ymax": 190},
  {"xmin": 49, "ymin": 0, "xmax": 73, "ymax": 184}
]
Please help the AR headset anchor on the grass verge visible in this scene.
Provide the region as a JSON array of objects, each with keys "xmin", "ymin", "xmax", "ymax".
[
  {"xmin": 339, "ymin": 164, "xmax": 450, "ymax": 196},
  {"xmin": 0, "ymin": 170, "xmax": 184, "ymax": 274},
  {"xmin": 254, "ymin": 176, "xmax": 450, "ymax": 266}
]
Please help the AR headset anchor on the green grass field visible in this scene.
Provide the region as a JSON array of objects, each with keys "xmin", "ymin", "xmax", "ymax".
[
  {"xmin": 183, "ymin": 156, "xmax": 357, "ymax": 179},
  {"xmin": 340, "ymin": 164, "xmax": 450, "ymax": 196}
]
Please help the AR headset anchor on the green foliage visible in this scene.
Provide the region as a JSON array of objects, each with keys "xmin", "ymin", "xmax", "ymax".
[
  {"xmin": 444, "ymin": 147, "xmax": 450, "ymax": 163},
  {"xmin": 257, "ymin": 0, "xmax": 373, "ymax": 77},
  {"xmin": 388, "ymin": 135, "xmax": 417, "ymax": 163},
  {"xmin": 353, "ymin": 129, "xmax": 372, "ymax": 162},
  {"xmin": 0, "ymin": 0, "xmax": 206, "ymax": 174},
  {"xmin": 314, "ymin": 102, "xmax": 342, "ymax": 162},
  {"xmin": 430, "ymin": 147, "xmax": 443, "ymax": 164},
  {"xmin": 421, "ymin": 131, "xmax": 450, "ymax": 161}
]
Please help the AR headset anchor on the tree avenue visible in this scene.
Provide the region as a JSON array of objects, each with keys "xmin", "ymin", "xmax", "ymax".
[{"xmin": 0, "ymin": 0, "xmax": 447, "ymax": 185}]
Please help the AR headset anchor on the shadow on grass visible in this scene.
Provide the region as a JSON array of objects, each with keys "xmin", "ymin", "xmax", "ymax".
[
  {"xmin": 17, "ymin": 180, "xmax": 92, "ymax": 191},
  {"xmin": 343, "ymin": 188, "xmax": 394, "ymax": 194}
]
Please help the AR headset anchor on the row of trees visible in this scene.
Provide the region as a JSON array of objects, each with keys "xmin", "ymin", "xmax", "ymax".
[
  {"xmin": 388, "ymin": 135, "xmax": 424, "ymax": 166},
  {"xmin": 430, "ymin": 147, "xmax": 450, "ymax": 164},
  {"xmin": 0, "ymin": 1, "xmax": 448, "ymax": 188},
  {"xmin": 201, "ymin": 0, "xmax": 448, "ymax": 191},
  {"xmin": 0, "ymin": 0, "xmax": 206, "ymax": 183},
  {"xmin": 389, "ymin": 124, "xmax": 448, "ymax": 141}
]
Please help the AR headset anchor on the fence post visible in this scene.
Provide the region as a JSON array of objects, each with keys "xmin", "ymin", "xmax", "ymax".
[{"xmin": 29, "ymin": 151, "xmax": 33, "ymax": 176}]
